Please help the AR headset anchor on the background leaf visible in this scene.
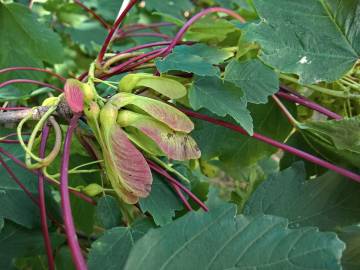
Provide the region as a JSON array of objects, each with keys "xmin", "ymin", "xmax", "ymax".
[
  {"xmin": 189, "ymin": 76, "xmax": 253, "ymax": 134},
  {"xmin": 64, "ymin": 21, "xmax": 107, "ymax": 54},
  {"xmin": 338, "ymin": 225, "xmax": 360, "ymax": 270},
  {"xmin": 0, "ymin": 143, "xmax": 60, "ymax": 229},
  {"xmin": 244, "ymin": 162, "xmax": 360, "ymax": 230},
  {"xmin": 55, "ymin": 247, "xmax": 76, "ymax": 270},
  {"xmin": 144, "ymin": 0, "xmax": 194, "ymax": 20},
  {"xmin": 0, "ymin": 221, "xmax": 63, "ymax": 269},
  {"xmin": 139, "ymin": 172, "xmax": 183, "ymax": 226},
  {"xmin": 224, "ymin": 59, "xmax": 279, "ymax": 104},
  {"xmin": 88, "ymin": 219, "xmax": 153, "ymax": 270},
  {"xmin": 185, "ymin": 17, "xmax": 240, "ymax": 43},
  {"xmin": 95, "ymin": 195, "xmax": 122, "ymax": 229},
  {"xmin": 298, "ymin": 116, "xmax": 360, "ymax": 169},
  {"xmin": 0, "ymin": 2, "xmax": 64, "ymax": 83},
  {"xmin": 280, "ymin": 132, "xmax": 326, "ymax": 177},
  {"xmin": 87, "ymin": 0, "xmax": 121, "ymax": 21},
  {"xmin": 125, "ymin": 202, "xmax": 344, "ymax": 270}
]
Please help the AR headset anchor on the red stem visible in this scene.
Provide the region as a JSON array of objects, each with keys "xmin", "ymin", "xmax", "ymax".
[
  {"xmin": 162, "ymin": 7, "xmax": 245, "ymax": 55},
  {"xmin": 0, "ymin": 151, "xmax": 64, "ymax": 230},
  {"xmin": 73, "ymin": 0, "xmax": 110, "ymax": 29},
  {"xmin": 171, "ymin": 183, "xmax": 193, "ymax": 211},
  {"xmin": 0, "ymin": 106, "xmax": 30, "ymax": 111},
  {"xmin": 78, "ymin": 71, "xmax": 88, "ymax": 82},
  {"xmin": 122, "ymin": 22, "xmax": 174, "ymax": 33},
  {"xmin": 0, "ymin": 151, "xmax": 65, "ymax": 227},
  {"xmin": 0, "ymin": 132, "xmax": 29, "ymax": 138},
  {"xmin": 0, "ymin": 155, "xmax": 39, "ymax": 205},
  {"xmin": 0, "ymin": 140, "xmax": 22, "ymax": 144},
  {"xmin": 0, "ymin": 79, "xmax": 63, "ymax": 93},
  {"xmin": 277, "ymin": 88, "xmax": 343, "ymax": 120},
  {"xmin": 147, "ymin": 160, "xmax": 208, "ymax": 211},
  {"xmin": 100, "ymin": 41, "xmax": 193, "ymax": 79},
  {"xmin": 106, "ymin": 48, "xmax": 163, "ymax": 76},
  {"xmin": 0, "ymin": 67, "xmax": 66, "ymax": 82},
  {"xmin": 0, "ymin": 147, "xmax": 90, "ymax": 246},
  {"xmin": 118, "ymin": 32, "xmax": 171, "ymax": 40},
  {"xmin": 97, "ymin": 0, "xmax": 138, "ymax": 64},
  {"xmin": 0, "ymin": 148, "xmax": 96, "ymax": 205},
  {"xmin": 121, "ymin": 52, "xmax": 162, "ymax": 72},
  {"xmin": 38, "ymin": 125, "xmax": 55, "ymax": 270},
  {"xmin": 60, "ymin": 114, "xmax": 87, "ymax": 270},
  {"xmin": 78, "ymin": 42, "xmax": 169, "ymax": 81},
  {"xmin": 119, "ymin": 41, "xmax": 173, "ymax": 53},
  {"xmin": 118, "ymin": 41, "xmax": 192, "ymax": 55},
  {"xmin": 107, "ymin": 8, "xmax": 244, "ymax": 75},
  {"xmin": 181, "ymin": 108, "xmax": 360, "ymax": 182},
  {"xmin": 0, "ymin": 147, "xmax": 93, "ymax": 263}
]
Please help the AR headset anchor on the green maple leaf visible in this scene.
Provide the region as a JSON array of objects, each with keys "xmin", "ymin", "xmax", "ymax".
[{"xmin": 246, "ymin": 0, "xmax": 360, "ymax": 84}]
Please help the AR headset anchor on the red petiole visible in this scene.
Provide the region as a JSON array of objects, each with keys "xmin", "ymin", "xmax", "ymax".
[{"xmin": 59, "ymin": 114, "xmax": 87, "ymax": 270}]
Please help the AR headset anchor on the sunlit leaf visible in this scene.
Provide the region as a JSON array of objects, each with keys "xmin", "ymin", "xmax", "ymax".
[
  {"xmin": 185, "ymin": 17, "xmax": 240, "ymax": 43},
  {"xmin": 247, "ymin": 0, "xmax": 360, "ymax": 83},
  {"xmin": 156, "ymin": 44, "xmax": 233, "ymax": 77}
]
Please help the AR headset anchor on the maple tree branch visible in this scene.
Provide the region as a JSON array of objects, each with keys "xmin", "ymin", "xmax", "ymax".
[{"xmin": 0, "ymin": 100, "xmax": 72, "ymax": 124}]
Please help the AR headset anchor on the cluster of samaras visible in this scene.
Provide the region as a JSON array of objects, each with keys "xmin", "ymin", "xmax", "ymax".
[{"xmin": 64, "ymin": 73, "xmax": 201, "ymax": 204}]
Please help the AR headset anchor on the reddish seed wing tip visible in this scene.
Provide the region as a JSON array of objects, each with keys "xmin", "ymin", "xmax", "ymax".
[
  {"xmin": 64, "ymin": 80, "xmax": 84, "ymax": 113},
  {"xmin": 110, "ymin": 126, "xmax": 153, "ymax": 199}
]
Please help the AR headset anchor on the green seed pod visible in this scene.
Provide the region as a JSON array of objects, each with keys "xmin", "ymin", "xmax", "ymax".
[
  {"xmin": 116, "ymin": 109, "xmax": 141, "ymax": 127},
  {"xmin": 99, "ymin": 103, "xmax": 118, "ymax": 134},
  {"xmin": 118, "ymin": 73, "xmax": 186, "ymax": 99},
  {"xmin": 42, "ymin": 97, "xmax": 59, "ymax": 106},
  {"xmin": 84, "ymin": 101, "xmax": 100, "ymax": 123},
  {"xmin": 118, "ymin": 73, "xmax": 139, "ymax": 93},
  {"xmin": 82, "ymin": 183, "xmax": 103, "ymax": 197},
  {"xmin": 82, "ymin": 83, "xmax": 97, "ymax": 103},
  {"xmin": 199, "ymin": 159, "xmax": 219, "ymax": 178}
]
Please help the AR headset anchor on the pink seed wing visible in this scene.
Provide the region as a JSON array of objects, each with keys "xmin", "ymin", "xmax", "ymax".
[
  {"xmin": 64, "ymin": 80, "xmax": 84, "ymax": 113},
  {"xmin": 109, "ymin": 125, "xmax": 152, "ymax": 198},
  {"xmin": 102, "ymin": 151, "xmax": 140, "ymax": 204},
  {"xmin": 131, "ymin": 96, "xmax": 194, "ymax": 133},
  {"xmin": 131, "ymin": 118, "xmax": 201, "ymax": 161}
]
